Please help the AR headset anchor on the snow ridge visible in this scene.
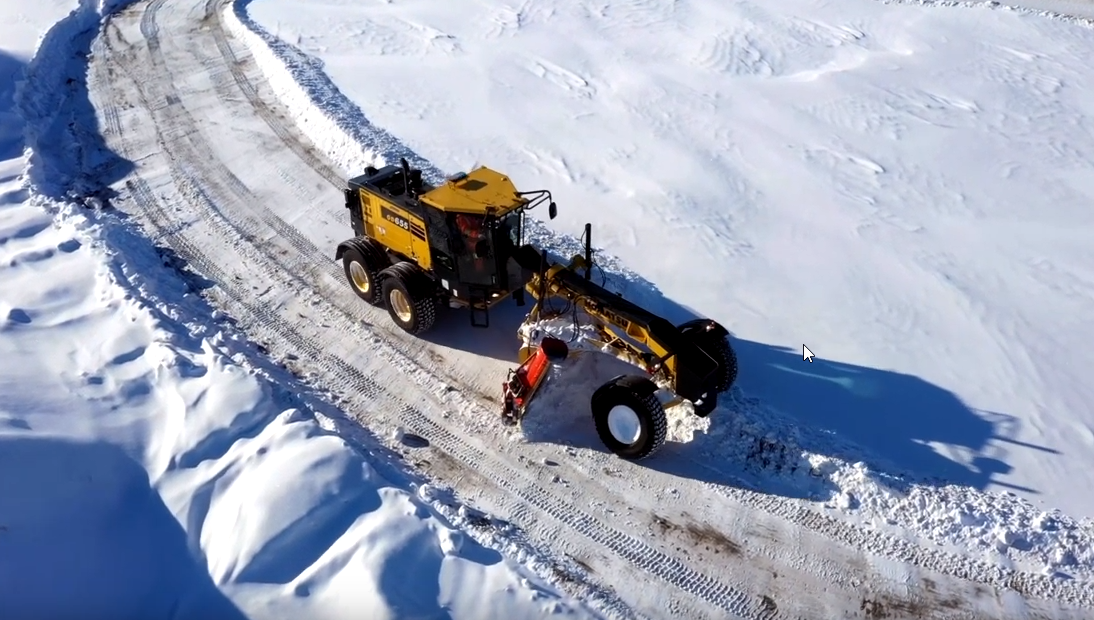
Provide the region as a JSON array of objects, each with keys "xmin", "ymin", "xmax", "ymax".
[
  {"xmin": 17, "ymin": 0, "xmax": 135, "ymax": 199},
  {"xmin": 881, "ymin": 0, "xmax": 1094, "ymax": 30},
  {"xmin": 221, "ymin": 0, "xmax": 436, "ymax": 181},
  {"xmin": 5, "ymin": 1, "xmax": 612, "ymax": 618},
  {"xmin": 221, "ymin": 0, "xmax": 1094, "ymax": 598}
]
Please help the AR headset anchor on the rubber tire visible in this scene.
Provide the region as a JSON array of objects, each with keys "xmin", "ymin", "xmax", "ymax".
[
  {"xmin": 342, "ymin": 247, "xmax": 383, "ymax": 305},
  {"xmin": 591, "ymin": 375, "xmax": 667, "ymax": 460},
  {"xmin": 381, "ymin": 273, "xmax": 437, "ymax": 335},
  {"xmin": 680, "ymin": 323, "xmax": 738, "ymax": 393}
]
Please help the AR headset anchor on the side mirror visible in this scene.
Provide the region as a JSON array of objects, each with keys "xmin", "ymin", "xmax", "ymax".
[
  {"xmin": 548, "ymin": 201, "xmax": 557, "ymax": 220},
  {"xmin": 474, "ymin": 239, "xmax": 490, "ymax": 259}
]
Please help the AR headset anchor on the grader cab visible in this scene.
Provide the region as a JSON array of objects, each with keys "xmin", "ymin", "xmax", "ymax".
[{"xmin": 335, "ymin": 158, "xmax": 555, "ymax": 332}]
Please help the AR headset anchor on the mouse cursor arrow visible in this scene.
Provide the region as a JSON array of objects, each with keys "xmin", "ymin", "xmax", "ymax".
[{"xmin": 803, "ymin": 344, "xmax": 815, "ymax": 363}]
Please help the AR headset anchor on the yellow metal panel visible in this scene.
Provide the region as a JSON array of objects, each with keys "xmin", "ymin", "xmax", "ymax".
[
  {"xmin": 372, "ymin": 198, "xmax": 412, "ymax": 256},
  {"xmin": 419, "ymin": 166, "xmax": 528, "ymax": 215},
  {"xmin": 359, "ymin": 189, "xmax": 376, "ymax": 239},
  {"xmin": 409, "ymin": 214, "xmax": 432, "ymax": 271},
  {"xmin": 365, "ymin": 195, "xmax": 432, "ymax": 270}
]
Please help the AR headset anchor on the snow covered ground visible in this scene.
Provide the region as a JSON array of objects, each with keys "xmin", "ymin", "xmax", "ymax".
[
  {"xmin": 237, "ymin": 0, "xmax": 1094, "ymax": 612},
  {"xmin": 0, "ymin": 3, "xmax": 605, "ymax": 619},
  {"xmin": 246, "ymin": 0, "xmax": 1094, "ymax": 515},
  {"xmin": 6, "ymin": 0, "xmax": 1094, "ymax": 616},
  {"xmin": 245, "ymin": 0, "xmax": 1094, "ymax": 542}
]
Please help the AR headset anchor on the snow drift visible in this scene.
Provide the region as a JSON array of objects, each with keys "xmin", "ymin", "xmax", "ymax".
[
  {"xmin": 228, "ymin": 0, "xmax": 1094, "ymax": 587},
  {"xmin": 0, "ymin": 1, "xmax": 604, "ymax": 618}
]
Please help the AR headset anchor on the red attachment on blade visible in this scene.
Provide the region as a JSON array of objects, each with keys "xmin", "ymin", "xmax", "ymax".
[
  {"xmin": 516, "ymin": 349, "xmax": 551, "ymax": 406},
  {"xmin": 501, "ymin": 337, "xmax": 569, "ymax": 418}
]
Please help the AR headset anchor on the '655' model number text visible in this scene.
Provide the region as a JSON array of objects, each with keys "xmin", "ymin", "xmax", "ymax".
[{"xmin": 381, "ymin": 207, "xmax": 411, "ymax": 231}]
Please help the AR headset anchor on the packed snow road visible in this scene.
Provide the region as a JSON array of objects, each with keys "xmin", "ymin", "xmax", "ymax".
[{"xmin": 85, "ymin": 0, "xmax": 1094, "ymax": 617}]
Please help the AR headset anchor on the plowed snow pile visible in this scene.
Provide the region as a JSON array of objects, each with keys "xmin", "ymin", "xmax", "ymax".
[
  {"xmin": 241, "ymin": 0, "xmax": 1094, "ymax": 582},
  {"xmin": 0, "ymin": 2, "xmax": 600, "ymax": 618}
]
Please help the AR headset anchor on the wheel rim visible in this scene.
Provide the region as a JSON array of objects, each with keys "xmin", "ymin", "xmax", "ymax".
[
  {"xmin": 607, "ymin": 405, "xmax": 642, "ymax": 445},
  {"xmin": 349, "ymin": 262, "xmax": 370, "ymax": 293},
  {"xmin": 389, "ymin": 287, "xmax": 413, "ymax": 323}
]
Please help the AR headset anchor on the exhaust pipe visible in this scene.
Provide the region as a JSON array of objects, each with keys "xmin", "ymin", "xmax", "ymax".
[
  {"xmin": 400, "ymin": 157, "xmax": 411, "ymax": 196},
  {"xmin": 584, "ymin": 222, "xmax": 592, "ymax": 280}
]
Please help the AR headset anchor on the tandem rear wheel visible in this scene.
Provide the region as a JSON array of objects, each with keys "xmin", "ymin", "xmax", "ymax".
[
  {"xmin": 378, "ymin": 265, "xmax": 438, "ymax": 335},
  {"xmin": 341, "ymin": 246, "xmax": 385, "ymax": 306}
]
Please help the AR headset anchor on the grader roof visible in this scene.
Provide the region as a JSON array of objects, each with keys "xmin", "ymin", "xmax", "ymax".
[{"xmin": 419, "ymin": 166, "xmax": 528, "ymax": 215}]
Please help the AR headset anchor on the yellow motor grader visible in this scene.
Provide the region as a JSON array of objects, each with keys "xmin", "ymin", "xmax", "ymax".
[{"xmin": 335, "ymin": 159, "xmax": 737, "ymax": 458}]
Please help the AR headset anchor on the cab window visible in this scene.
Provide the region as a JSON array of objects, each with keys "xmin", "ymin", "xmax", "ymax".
[{"xmin": 450, "ymin": 213, "xmax": 494, "ymax": 286}]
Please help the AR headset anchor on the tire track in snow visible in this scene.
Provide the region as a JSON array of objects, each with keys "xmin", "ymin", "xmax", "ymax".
[
  {"xmin": 201, "ymin": 0, "xmax": 344, "ymax": 189},
  {"xmin": 117, "ymin": 0, "xmax": 1094, "ymax": 612},
  {"xmin": 201, "ymin": 0, "xmax": 1094, "ymax": 612},
  {"xmin": 169, "ymin": 0, "xmax": 497, "ymax": 399},
  {"xmin": 93, "ymin": 38, "xmax": 654, "ymax": 620},
  {"xmin": 99, "ymin": 0, "xmax": 1094, "ymax": 615},
  {"xmin": 138, "ymin": 0, "xmax": 333, "ymax": 279},
  {"xmin": 93, "ymin": 2, "xmax": 775, "ymax": 617}
]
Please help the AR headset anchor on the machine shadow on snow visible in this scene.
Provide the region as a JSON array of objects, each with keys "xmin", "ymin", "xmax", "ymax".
[
  {"xmin": 0, "ymin": 436, "xmax": 249, "ymax": 620},
  {"xmin": 421, "ymin": 294, "xmax": 530, "ymax": 360},
  {"xmin": 514, "ymin": 263, "xmax": 1057, "ymax": 499},
  {"xmin": 35, "ymin": 0, "xmax": 1052, "ymax": 507},
  {"xmin": 0, "ymin": 51, "xmax": 28, "ymax": 162},
  {"xmin": 719, "ymin": 340, "xmax": 1057, "ymax": 496}
]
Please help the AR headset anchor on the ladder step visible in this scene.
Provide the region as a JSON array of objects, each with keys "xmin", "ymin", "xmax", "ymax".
[{"xmin": 469, "ymin": 290, "xmax": 490, "ymax": 328}]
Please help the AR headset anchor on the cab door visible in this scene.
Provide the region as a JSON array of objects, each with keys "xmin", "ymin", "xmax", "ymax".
[{"xmin": 451, "ymin": 213, "xmax": 495, "ymax": 287}]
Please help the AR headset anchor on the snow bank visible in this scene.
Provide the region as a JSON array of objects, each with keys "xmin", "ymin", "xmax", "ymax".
[
  {"xmin": 0, "ymin": 434, "xmax": 247, "ymax": 620},
  {"xmin": 221, "ymin": 1, "xmax": 413, "ymax": 178},
  {"xmin": 229, "ymin": 0, "xmax": 1094, "ymax": 587},
  {"xmin": 0, "ymin": 3, "xmax": 602, "ymax": 618},
  {"xmin": 219, "ymin": 0, "xmax": 604, "ymax": 265}
]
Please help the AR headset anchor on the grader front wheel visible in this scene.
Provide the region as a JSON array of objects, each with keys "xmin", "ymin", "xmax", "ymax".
[
  {"xmin": 591, "ymin": 375, "xmax": 667, "ymax": 460},
  {"xmin": 679, "ymin": 320, "xmax": 738, "ymax": 417}
]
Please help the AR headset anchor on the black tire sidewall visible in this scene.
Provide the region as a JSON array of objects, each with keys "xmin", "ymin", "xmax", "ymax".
[
  {"xmin": 342, "ymin": 248, "xmax": 381, "ymax": 305},
  {"xmin": 681, "ymin": 324, "xmax": 738, "ymax": 393},
  {"xmin": 382, "ymin": 275, "xmax": 419, "ymax": 332},
  {"xmin": 715, "ymin": 339, "xmax": 739, "ymax": 392},
  {"xmin": 592, "ymin": 381, "xmax": 664, "ymax": 459}
]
